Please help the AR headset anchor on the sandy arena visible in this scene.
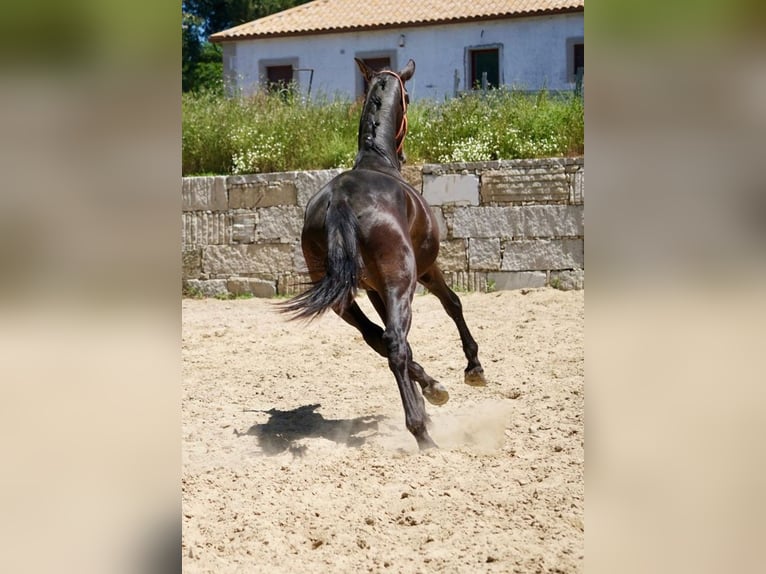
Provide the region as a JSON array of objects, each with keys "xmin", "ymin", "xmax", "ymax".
[{"xmin": 182, "ymin": 288, "xmax": 584, "ymax": 573}]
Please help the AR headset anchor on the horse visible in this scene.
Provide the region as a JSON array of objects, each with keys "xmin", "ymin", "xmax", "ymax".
[{"xmin": 281, "ymin": 58, "xmax": 486, "ymax": 449}]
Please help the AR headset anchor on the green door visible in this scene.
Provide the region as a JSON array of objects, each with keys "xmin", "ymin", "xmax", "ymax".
[{"xmin": 471, "ymin": 49, "xmax": 499, "ymax": 89}]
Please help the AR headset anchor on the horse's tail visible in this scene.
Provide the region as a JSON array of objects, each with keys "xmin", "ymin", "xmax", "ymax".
[{"xmin": 281, "ymin": 200, "xmax": 362, "ymax": 321}]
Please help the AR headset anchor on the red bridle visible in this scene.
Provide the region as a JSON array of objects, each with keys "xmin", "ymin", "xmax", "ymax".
[{"xmin": 377, "ymin": 70, "xmax": 408, "ymax": 156}]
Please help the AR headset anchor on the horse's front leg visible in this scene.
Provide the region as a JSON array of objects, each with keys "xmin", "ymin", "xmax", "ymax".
[
  {"xmin": 339, "ymin": 300, "xmax": 449, "ymax": 406},
  {"xmin": 419, "ymin": 266, "xmax": 487, "ymax": 387},
  {"xmin": 339, "ymin": 300, "xmax": 437, "ymax": 448}
]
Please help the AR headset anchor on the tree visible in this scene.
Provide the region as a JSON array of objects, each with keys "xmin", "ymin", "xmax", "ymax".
[
  {"xmin": 184, "ymin": 1, "xmax": 281, "ymax": 37},
  {"xmin": 182, "ymin": 12, "xmax": 205, "ymax": 92},
  {"xmin": 182, "ymin": 1, "xmax": 311, "ymax": 93}
]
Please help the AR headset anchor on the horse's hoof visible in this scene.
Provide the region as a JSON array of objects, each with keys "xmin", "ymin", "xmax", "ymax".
[
  {"xmin": 423, "ymin": 382, "xmax": 450, "ymax": 406},
  {"xmin": 464, "ymin": 366, "xmax": 487, "ymax": 387},
  {"xmin": 417, "ymin": 435, "xmax": 439, "ymax": 450}
]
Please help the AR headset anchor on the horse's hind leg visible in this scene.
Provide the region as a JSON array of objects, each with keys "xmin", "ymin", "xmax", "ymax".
[
  {"xmin": 365, "ymin": 290, "xmax": 449, "ymax": 405},
  {"xmin": 339, "ymin": 301, "xmax": 449, "ymax": 406},
  {"xmin": 380, "ymin": 286, "xmax": 436, "ymax": 450},
  {"xmin": 419, "ymin": 266, "xmax": 487, "ymax": 387}
]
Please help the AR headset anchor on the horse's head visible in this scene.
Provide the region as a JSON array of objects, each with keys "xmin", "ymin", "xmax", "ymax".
[{"xmin": 354, "ymin": 58, "xmax": 415, "ymax": 169}]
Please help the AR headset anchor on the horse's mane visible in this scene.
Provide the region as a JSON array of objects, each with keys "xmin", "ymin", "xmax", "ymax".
[{"xmin": 356, "ymin": 73, "xmax": 402, "ymax": 169}]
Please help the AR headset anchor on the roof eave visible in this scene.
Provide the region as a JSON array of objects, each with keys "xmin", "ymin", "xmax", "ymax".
[{"xmin": 209, "ymin": 7, "xmax": 584, "ymax": 44}]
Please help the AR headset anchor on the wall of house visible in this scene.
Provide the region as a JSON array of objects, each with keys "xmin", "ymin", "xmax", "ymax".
[
  {"xmin": 222, "ymin": 12, "xmax": 584, "ymax": 100},
  {"xmin": 182, "ymin": 157, "xmax": 584, "ymax": 298}
]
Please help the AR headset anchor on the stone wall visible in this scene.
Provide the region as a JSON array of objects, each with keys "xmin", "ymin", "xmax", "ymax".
[{"xmin": 182, "ymin": 157, "xmax": 584, "ymax": 297}]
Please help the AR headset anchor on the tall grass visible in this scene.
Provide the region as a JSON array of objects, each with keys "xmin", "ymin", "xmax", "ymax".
[
  {"xmin": 407, "ymin": 89, "xmax": 584, "ymax": 163},
  {"xmin": 182, "ymin": 87, "xmax": 583, "ymax": 176}
]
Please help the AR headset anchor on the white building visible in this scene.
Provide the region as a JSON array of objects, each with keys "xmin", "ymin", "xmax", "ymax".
[{"xmin": 210, "ymin": 0, "xmax": 584, "ymax": 101}]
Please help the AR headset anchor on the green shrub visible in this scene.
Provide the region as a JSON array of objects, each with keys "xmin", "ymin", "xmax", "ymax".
[
  {"xmin": 182, "ymin": 87, "xmax": 583, "ymax": 176},
  {"xmin": 406, "ymin": 88, "xmax": 584, "ymax": 163}
]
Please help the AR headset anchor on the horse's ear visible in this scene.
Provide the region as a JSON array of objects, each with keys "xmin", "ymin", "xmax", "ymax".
[
  {"xmin": 355, "ymin": 58, "xmax": 375, "ymax": 83},
  {"xmin": 398, "ymin": 59, "xmax": 415, "ymax": 82}
]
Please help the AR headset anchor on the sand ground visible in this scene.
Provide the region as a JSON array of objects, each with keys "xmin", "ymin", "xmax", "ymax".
[{"xmin": 182, "ymin": 288, "xmax": 584, "ymax": 573}]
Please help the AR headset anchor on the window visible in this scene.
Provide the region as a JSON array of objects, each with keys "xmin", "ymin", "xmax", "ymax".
[
  {"xmin": 465, "ymin": 45, "xmax": 502, "ymax": 91},
  {"xmin": 573, "ymin": 43, "xmax": 584, "ymax": 82},
  {"xmin": 265, "ymin": 65, "xmax": 293, "ymax": 93},
  {"xmin": 566, "ymin": 38, "xmax": 584, "ymax": 83},
  {"xmin": 354, "ymin": 51, "xmax": 397, "ymax": 97},
  {"xmin": 359, "ymin": 57, "xmax": 390, "ymax": 94},
  {"xmin": 471, "ymin": 49, "xmax": 499, "ymax": 89},
  {"xmin": 258, "ymin": 58, "xmax": 298, "ymax": 93}
]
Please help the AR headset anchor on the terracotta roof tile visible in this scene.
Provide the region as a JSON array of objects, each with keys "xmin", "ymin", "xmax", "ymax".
[{"xmin": 210, "ymin": 0, "xmax": 584, "ymax": 42}]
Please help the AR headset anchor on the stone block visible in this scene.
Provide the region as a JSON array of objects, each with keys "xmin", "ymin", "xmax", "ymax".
[
  {"xmin": 182, "ymin": 176, "xmax": 228, "ymax": 211},
  {"xmin": 481, "ymin": 166, "xmax": 569, "ymax": 204},
  {"xmin": 231, "ymin": 213, "xmax": 257, "ymax": 244},
  {"xmin": 501, "ymin": 239, "xmax": 584, "ymax": 271},
  {"xmin": 182, "ymin": 247, "xmax": 202, "ymax": 279},
  {"xmin": 570, "ymin": 169, "xmax": 584, "ymax": 205},
  {"xmin": 400, "ymin": 165, "xmax": 423, "ymax": 192},
  {"xmin": 423, "ymin": 161, "xmax": 503, "ymax": 176},
  {"xmin": 294, "ymin": 243, "xmax": 309, "ymax": 274},
  {"xmin": 295, "ymin": 169, "xmax": 343, "ymax": 207},
  {"xmin": 423, "ymin": 174, "xmax": 479, "ymax": 206},
  {"xmin": 451, "ymin": 206, "xmax": 521, "ymax": 239},
  {"xmin": 519, "ymin": 205, "xmax": 584, "ymax": 238},
  {"xmin": 182, "ymin": 279, "xmax": 228, "ymax": 298},
  {"xmin": 228, "ymin": 176, "xmax": 297, "ymax": 208},
  {"xmin": 277, "ymin": 273, "xmax": 314, "ymax": 296},
  {"xmin": 202, "ymin": 244, "xmax": 294, "ymax": 275},
  {"xmin": 257, "ymin": 206, "xmax": 304, "ymax": 243},
  {"xmin": 420, "ymin": 164, "xmax": 441, "ymax": 175},
  {"xmin": 550, "ymin": 269, "xmax": 584, "ymax": 290},
  {"xmin": 487, "ymin": 271, "xmax": 547, "ymax": 291},
  {"xmin": 442, "ymin": 271, "xmax": 487, "ymax": 292},
  {"xmin": 468, "ymin": 238, "xmax": 501, "ymax": 270},
  {"xmin": 436, "ymin": 239, "xmax": 467, "ymax": 272},
  {"xmin": 182, "ymin": 212, "xmax": 230, "ymax": 246},
  {"xmin": 227, "ymin": 277, "xmax": 277, "ymax": 298},
  {"xmin": 430, "ymin": 207, "xmax": 448, "ymax": 240}
]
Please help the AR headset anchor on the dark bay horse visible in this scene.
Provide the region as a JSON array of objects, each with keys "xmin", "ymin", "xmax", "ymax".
[{"xmin": 282, "ymin": 58, "xmax": 486, "ymax": 449}]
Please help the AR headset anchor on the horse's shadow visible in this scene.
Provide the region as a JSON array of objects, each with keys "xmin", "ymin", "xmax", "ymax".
[{"xmin": 237, "ymin": 403, "xmax": 386, "ymax": 456}]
